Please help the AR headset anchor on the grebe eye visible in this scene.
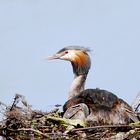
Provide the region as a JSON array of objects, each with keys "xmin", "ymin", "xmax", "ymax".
[{"xmin": 65, "ymin": 51, "xmax": 68, "ymax": 54}]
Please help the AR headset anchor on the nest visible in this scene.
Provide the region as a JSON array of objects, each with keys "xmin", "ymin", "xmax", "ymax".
[{"xmin": 0, "ymin": 94, "xmax": 140, "ymax": 140}]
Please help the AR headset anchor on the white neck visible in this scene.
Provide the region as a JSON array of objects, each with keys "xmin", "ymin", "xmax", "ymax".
[{"xmin": 68, "ymin": 74, "xmax": 87, "ymax": 99}]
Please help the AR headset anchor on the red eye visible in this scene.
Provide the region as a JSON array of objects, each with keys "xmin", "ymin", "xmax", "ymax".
[{"xmin": 65, "ymin": 51, "xmax": 68, "ymax": 54}]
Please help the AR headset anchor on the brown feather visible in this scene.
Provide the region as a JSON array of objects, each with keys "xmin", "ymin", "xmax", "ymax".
[{"xmin": 63, "ymin": 88, "xmax": 137, "ymax": 125}]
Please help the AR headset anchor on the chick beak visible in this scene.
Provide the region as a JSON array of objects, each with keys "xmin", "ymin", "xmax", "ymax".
[{"xmin": 47, "ymin": 53, "xmax": 61, "ymax": 60}]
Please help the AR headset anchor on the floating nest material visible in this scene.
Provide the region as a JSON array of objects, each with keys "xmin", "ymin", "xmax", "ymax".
[{"xmin": 0, "ymin": 94, "xmax": 140, "ymax": 140}]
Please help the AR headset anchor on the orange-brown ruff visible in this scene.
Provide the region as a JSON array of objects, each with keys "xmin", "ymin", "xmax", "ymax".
[
  {"xmin": 72, "ymin": 50, "xmax": 90, "ymax": 75},
  {"xmin": 48, "ymin": 46, "xmax": 138, "ymax": 125},
  {"xmin": 73, "ymin": 51, "xmax": 89, "ymax": 69}
]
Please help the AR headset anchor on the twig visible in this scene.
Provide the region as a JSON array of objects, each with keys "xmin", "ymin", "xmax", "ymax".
[
  {"xmin": 10, "ymin": 94, "xmax": 30, "ymax": 111},
  {"xmin": 8, "ymin": 128, "xmax": 51, "ymax": 138},
  {"xmin": 100, "ymin": 129, "xmax": 109, "ymax": 138},
  {"xmin": 10, "ymin": 94, "xmax": 20, "ymax": 111},
  {"xmin": 132, "ymin": 91, "xmax": 140, "ymax": 111},
  {"xmin": 135, "ymin": 103, "xmax": 140, "ymax": 112},
  {"xmin": 72, "ymin": 124, "xmax": 140, "ymax": 132},
  {"xmin": 86, "ymin": 133, "xmax": 96, "ymax": 139}
]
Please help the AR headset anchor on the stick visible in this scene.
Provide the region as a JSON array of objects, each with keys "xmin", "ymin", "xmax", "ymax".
[
  {"xmin": 131, "ymin": 91, "xmax": 140, "ymax": 111},
  {"xmin": 72, "ymin": 124, "xmax": 140, "ymax": 132},
  {"xmin": 135, "ymin": 103, "xmax": 140, "ymax": 112},
  {"xmin": 8, "ymin": 128, "xmax": 51, "ymax": 138}
]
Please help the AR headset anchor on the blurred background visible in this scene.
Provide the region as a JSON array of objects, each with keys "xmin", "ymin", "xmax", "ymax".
[{"xmin": 0, "ymin": 0, "xmax": 140, "ymax": 111}]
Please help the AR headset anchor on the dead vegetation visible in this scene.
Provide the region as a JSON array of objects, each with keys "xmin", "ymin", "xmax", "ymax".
[{"xmin": 0, "ymin": 94, "xmax": 140, "ymax": 140}]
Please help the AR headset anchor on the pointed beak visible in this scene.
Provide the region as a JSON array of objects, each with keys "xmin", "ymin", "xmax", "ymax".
[{"xmin": 47, "ymin": 54, "xmax": 61, "ymax": 60}]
